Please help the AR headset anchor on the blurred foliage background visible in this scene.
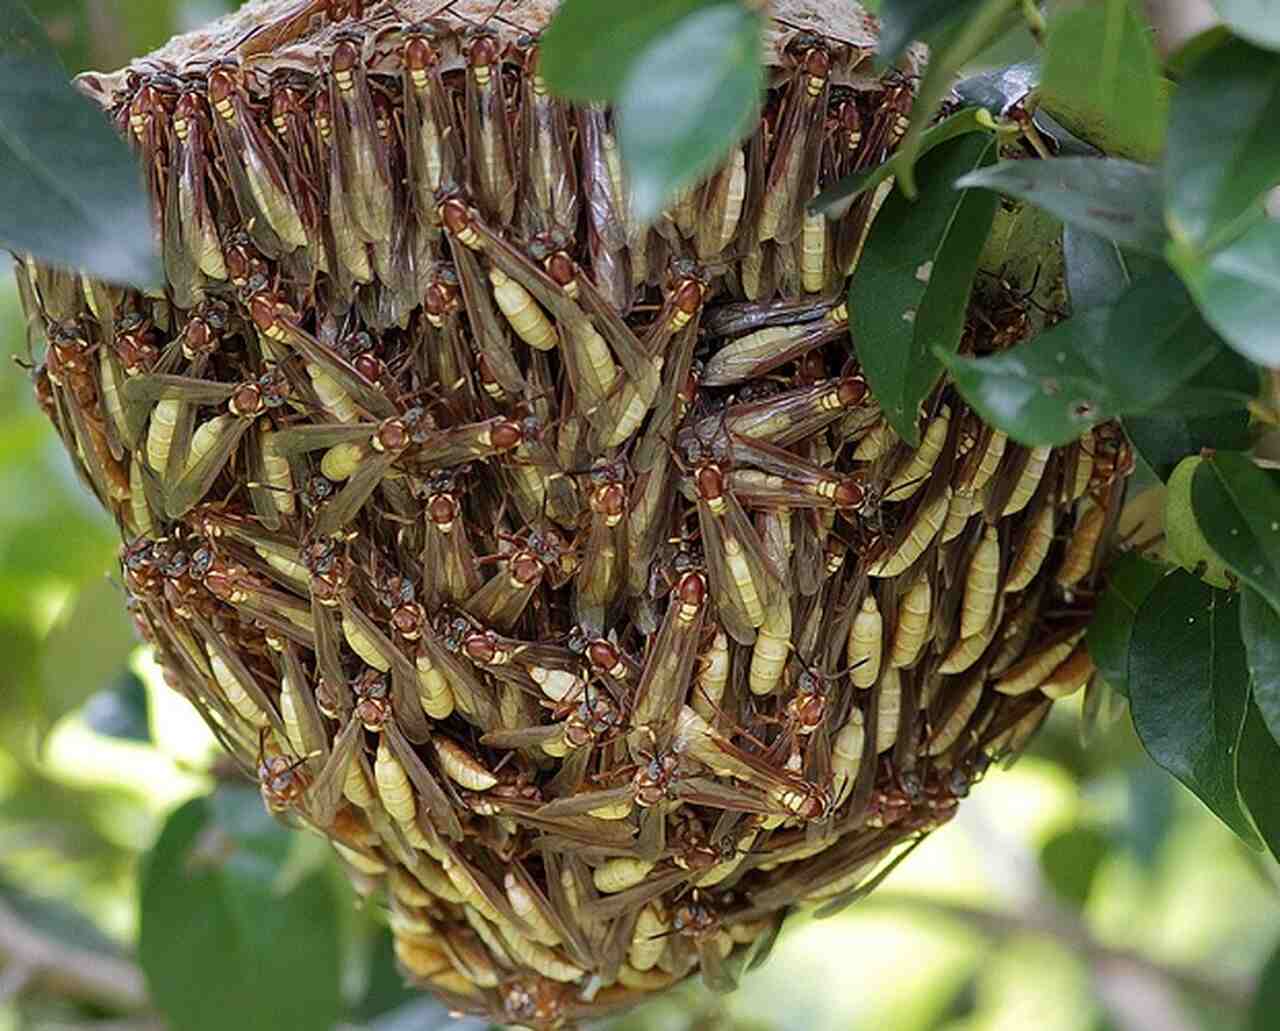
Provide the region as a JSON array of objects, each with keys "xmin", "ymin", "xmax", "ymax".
[{"xmin": 2, "ymin": 1, "xmax": 1278, "ymax": 1030}]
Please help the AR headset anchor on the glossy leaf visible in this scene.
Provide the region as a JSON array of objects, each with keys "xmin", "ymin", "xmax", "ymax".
[
  {"xmin": 893, "ymin": 0, "xmax": 1022, "ymax": 197},
  {"xmin": 1124, "ymin": 409, "xmax": 1252, "ymax": 482},
  {"xmin": 1175, "ymin": 218, "xmax": 1280, "ymax": 366},
  {"xmin": 1241, "ymin": 587, "xmax": 1280, "ymax": 751},
  {"xmin": 1062, "ymin": 225, "xmax": 1163, "ymax": 314},
  {"xmin": 83, "ymin": 670, "xmax": 151, "ymax": 743},
  {"xmin": 943, "ymin": 270, "xmax": 1225, "ymax": 446},
  {"xmin": 1191, "ymin": 452, "xmax": 1280, "ymax": 618},
  {"xmin": 1038, "ymin": 0, "xmax": 1166, "ymax": 162},
  {"xmin": 351, "ymin": 928, "xmax": 420, "ymax": 1023},
  {"xmin": 1210, "ymin": 0, "xmax": 1280, "ymax": 56},
  {"xmin": 139, "ymin": 788, "xmax": 342, "ymax": 1031},
  {"xmin": 810, "ymin": 107, "xmax": 992, "ymax": 217},
  {"xmin": 1086, "ymin": 552, "xmax": 1166, "ymax": 697},
  {"xmin": 539, "ymin": 0, "xmax": 720, "ymax": 102},
  {"xmin": 956, "ymin": 158, "xmax": 1168, "ymax": 255},
  {"xmin": 0, "ymin": 3, "xmax": 161, "ymax": 286},
  {"xmin": 1040, "ymin": 825, "xmax": 1111, "ymax": 910},
  {"xmin": 1164, "ymin": 25, "xmax": 1233, "ymax": 80},
  {"xmin": 1030, "ymin": 109, "xmax": 1103, "ymax": 158},
  {"xmin": 617, "ymin": 3, "xmax": 763, "ymax": 223},
  {"xmin": 851, "ymin": 132, "xmax": 998, "ymax": 445},
  {"xmin": 1128, "ymin": 573, "xmax": 1261, "ymax": 847},
  {"xmin": 1165, "ymin": 38, "xmax": 1280, "ymax": 249},
  {"xmin": 1237, "ymin": 703, "xmax": 1280, "ymax": 865}
]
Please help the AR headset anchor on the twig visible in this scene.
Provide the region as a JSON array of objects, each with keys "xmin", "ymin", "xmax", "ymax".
[
  {"xmin": 0, "ymin": 898, "xmax": 149, "ymax": 1013},
  {"xmin": 865, "ymin": 893, "xmax": 1255, "ymax": 1012}
]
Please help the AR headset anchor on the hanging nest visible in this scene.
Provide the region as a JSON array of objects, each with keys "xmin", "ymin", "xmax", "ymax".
[{"xmin": 18, "ymin": 0, "xmax": 1132, "ymax": 1026}]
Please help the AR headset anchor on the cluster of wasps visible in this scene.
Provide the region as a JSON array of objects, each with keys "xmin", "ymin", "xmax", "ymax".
[{"xmin": 19, "ymin": 0, "xmax": 1132, "ymax": 1025}]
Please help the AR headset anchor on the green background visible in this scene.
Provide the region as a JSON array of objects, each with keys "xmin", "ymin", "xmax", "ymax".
[{"xmin": 1, "ymin": 2, "xmax": 1277, "ymax": 1030}]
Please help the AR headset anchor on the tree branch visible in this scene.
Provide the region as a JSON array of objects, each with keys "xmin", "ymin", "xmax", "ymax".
[{"xmin": 0, "ymin": 898, "xmax": 149, "ymax": 1013}]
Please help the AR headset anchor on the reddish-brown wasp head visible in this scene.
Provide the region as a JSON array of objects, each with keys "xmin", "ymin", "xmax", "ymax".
[
  {"xmin": 833, "ymin": 474, "xmax": 866, "ymax": 511},
  {"xmin": 437, "ymin": 195, "xmax": 472, "ymax": 238},
  {"xmin": 672, "ymin": 898, "xmax": 719, "ymax": 938},
  {"xmin": 403, "ymin": 27, "xmax": 441, "ymax": 84},
  {"xmin": 693, "ymin": 462, "xmax": 726, "ymax": 504},
  {"xmin": 228, "ymin": 380, "xmax": 264, "ymax": 419},
  {"xmin": 490, "ymin": 418, "xmax": 525, "ymax": 452},
  {"xmin": 225, "ymin": 236, "xmax": 267, "ymax": 288},
  {"xmin": 837, "ymin": 374, "xmax": 869, "ymax": 408},
  {"xmin": 352, "ymin": 668, "xmax": 391, "ymax": 729},
  {"xmin": 330, "ymin": 32, "xmax": 362, "ymax": 85},
  {"xmin": 462, "ymin": 629, "xmax": 499, "ymax": 666},
  {"xmin": 466, "ymin": 29, "xmax": 500, "ymax": 79},
  {"xmin": 427, "ymin": 490, "xmax": 458, "ymax": 531},
  {"xmin": 372, "ymin": 415, "xmax": 410, "ymax": 454},
  {"xmin": 589, "ymin": 482, "xmax": 627, "ymax": 526},
  {"xmin": 508, "ymin": 549, "xmax": 545, "ymax": 588},
  {"xmin": 205, "ymin": 61, "xmax": 240, "ymax": 117},
  {"xmin": 389, "ymin": 600, "xmax": 426, "ymax": 640},
  {"xmin": 586, "ymin": 638, "xmax": 626, "ymax": 678},
  {"xmin": 259, "ymin": 752, "xmax": 309, "ymax": 812},
  {"xmin": 633, "ymin": 750, "xmax": 680, "ymax": 807}
]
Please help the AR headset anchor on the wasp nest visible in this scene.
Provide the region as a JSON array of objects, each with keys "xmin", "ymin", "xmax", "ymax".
[{"xmin": 20, "ymin": 0, "xmax": 1130, "ymax": 1025}]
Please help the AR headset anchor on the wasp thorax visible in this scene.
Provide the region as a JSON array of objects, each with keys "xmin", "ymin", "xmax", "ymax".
[{"xmin": 32, "ymin": 0, "xmax": 1130, "ymax": 1020}]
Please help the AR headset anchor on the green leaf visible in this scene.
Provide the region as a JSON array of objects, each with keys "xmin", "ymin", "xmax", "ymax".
[
  {"xmin": 0, "ymin": 3, "xmax": 161, "ymax": 286},
  {"xmin": 893, "ymin": 0, "xmax": 1022, "ymax": 197},
  {"xmin": 1086, "ymin": 552, "xmax": 1167, "ymax": 697},
  {"xmin": 1210, "ymin": 0, "xmax": 1280, "ymax": 54},
  {"xmin": 1241, "ymin": 587, "xmax": 1280, "ymax": 751},
  {"xmin": 1238, "ymin": 702, "xmax": 1280, "ymax": 864},
  {"xmin": 1128, "ymin": 573, "xmax": 1261, "ymax": 847},
  {"xmin": 1165, "ymin": 38, "xmax": 1280, "ymax": 249},
  {"xmin": 1038, "ymin": 0, "xmax": 1166, "ymax": 162},
  {"xmin": 1174, "ymin": 217, "xmax": 1280, "ymax": 366},
  {"xmin": 943, "ymin": 270, "xmax": 1225, "ymax": 446},
  {"xmin": 878, "ymin": 0, "xmax": 982, "ymax": 64},
  {"xmin": 1124, "ymin": 409, "xmax": 1252, "ymax": 482},
  {"xmin": 83, "ymin": 670, "xmax": 151, "ymax": 743},
  {"xmin": 1062, "ymin": 225, "xmax": 1164, "ymax": 314},
  {"xmin": 1154, "ymin": 345, "xmax": 1260, "ymax": 417},
  {"xmin": 39, "ymin": 577, "xmax": 136, "ymax": 737},
  {"xmin": 539, "ymin": 0, "xmax": 720, "ymax": 102},
  {"xmin": 851, "ymin": 133, "xmax": 998, "ymax": 445},
  {"xmin": 616, "ymin": 4, "xmax": 763, "ymax": 223},
  {"xmin": 956, "ymin": 158, "xmax": 1168, "ymax": 255},
  {"xmin": 1164, "ymin": 25, "xmax": 1233, "ymax": 80},
  {"xmin": 1191, "ymin": 453, "xmax": 1280, "ymax": 618},
  {"xmin": 351, "ymin": 929, "xmax": 420, "ymax": 1023},
  {"xmin": 1040, "ymin": 825, "xmax": 1112, "ymax": 910},
  {"xmin": 810, "ymin": 107, "xmax": 993, "ymax": 217},
  {"xmin": 139, "ymin": 788, "xmax": 342, "ymax": 1031}
]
